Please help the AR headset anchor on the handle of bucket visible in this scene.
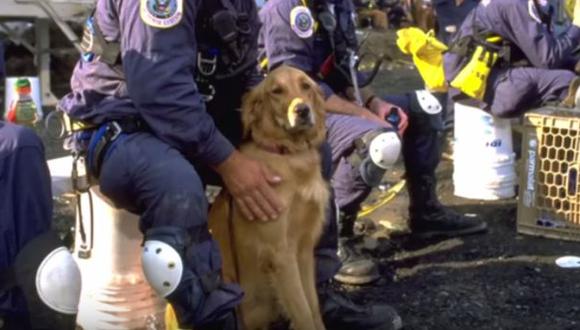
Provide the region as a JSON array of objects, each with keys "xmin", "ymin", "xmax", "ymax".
[{"xmin": 566, "ymin": 165, "xmax": 579, "ymax": 197}]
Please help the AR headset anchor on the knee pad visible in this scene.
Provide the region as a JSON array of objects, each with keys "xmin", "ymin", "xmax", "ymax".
[
  {"xmin": 357, "ymin": 130, "xmax": 402, "ymax": 186},
  {"xmin": 142, "ymin": 227, "xmax": 188, "ymax": 298},
  {"xmin": 8, "ymin": 231, "xmax": 81, "ymax": 330},
  {"xmin": 409, "ymin": 90, "xmax": 445, "ymax": 132},
  {"xmin": 142, "ymin": 226, "xmax": 243, "ymax": 328}
]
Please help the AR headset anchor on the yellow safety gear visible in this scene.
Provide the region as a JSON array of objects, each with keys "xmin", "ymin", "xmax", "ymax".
[
  {"xmin": 450, "ymin": 36, "xmax": 501, "ymax": 101},
  {"xmin": 572, "ymin": 0, "xmax": 580, "ymax": 27},
  {"xmin": 62, "ymin": 112, "xmax": 94, "ymax": 133},
  {"xmin": 396, "ymin": 27, "xmax": 449, "ymax": 93},
  {"xmin": 565, "ymin": 0, "xmax": 574, "ymax": 19},
  {"xmin": 165, "ymin": 304, "xmax": 183, "ymax": 330}
]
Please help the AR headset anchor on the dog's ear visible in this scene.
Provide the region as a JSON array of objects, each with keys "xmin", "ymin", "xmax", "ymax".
[{"xmin": 241, "ymin": 84, "xmax": 263, "ymax": 139}]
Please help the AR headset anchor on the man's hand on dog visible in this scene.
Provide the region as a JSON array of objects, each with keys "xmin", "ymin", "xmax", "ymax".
[
  {"xmin": 215, "ymin": 151, "xmax": 284, "ymax": 221},
  {"xmin": 367, "ymin": 98, "xmax": 409, "ymax": 136}
]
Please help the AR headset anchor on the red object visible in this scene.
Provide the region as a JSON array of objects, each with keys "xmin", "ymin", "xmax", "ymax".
[
  {"xmin": 318, "ymin": 54, "xmax": 335, "ymax": 79},
  {"xmin": 6, "ymin": 101, "xmax": 17, "ymax": 123}
]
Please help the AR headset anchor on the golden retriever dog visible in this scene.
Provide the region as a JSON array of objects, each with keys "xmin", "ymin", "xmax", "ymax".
[{"xmin": 208, "ymin": 65, "xmax": 328, "ymax": 330}]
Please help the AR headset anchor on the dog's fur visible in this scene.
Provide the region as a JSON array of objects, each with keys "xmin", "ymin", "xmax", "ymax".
[{"xmin": 208, "ymin": 66, "xmax": 329, "ymax": 330}]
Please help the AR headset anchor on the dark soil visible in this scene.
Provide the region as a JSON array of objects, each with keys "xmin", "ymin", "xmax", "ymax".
[{"xmin": 8, "ymin": 23, "xmax": 580, "ymax": 330}]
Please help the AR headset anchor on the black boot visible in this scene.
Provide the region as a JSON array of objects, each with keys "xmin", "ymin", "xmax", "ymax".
[
  {"xmin": 407, "ymin": 174, "xmax": 487, "ymax": 239},
  {"xmin": 318, "ymin": 281, "xmax": 403, "ymax": 330},
  {"xmin": 333, "ymin": 213, "xmax": 380, "ymax": 285}
]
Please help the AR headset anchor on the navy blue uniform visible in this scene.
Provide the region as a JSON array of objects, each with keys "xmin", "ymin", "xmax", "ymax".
[
  {"xmin": 60, "ymin": 0, "xmax": 246, "ymax": 326},
  {"xmin": 0, "ymin": 122, "xmax": 53, "ymax": 322},
  {"xmin": 259, "ymin": 0, "xmax": 442, "ymax": 214},
  {"xmin": 444, "ymin": 0, "xmax": 580, "ymax": 117},
  {"xmin": 433, "ymin": 0, "xmax": 480, "ymax": 45}
]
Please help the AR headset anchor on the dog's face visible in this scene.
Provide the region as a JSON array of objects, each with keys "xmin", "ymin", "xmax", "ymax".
[{"xmin": 242, "ymin": 66, "xmax": 326, "ymax": 150}]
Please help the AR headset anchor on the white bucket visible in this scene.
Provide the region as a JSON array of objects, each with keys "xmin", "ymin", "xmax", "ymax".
[
  {"xmin": 453, "ymin": 102, "xmax": 517, "ymax": 200},
  {"xmin": 74, "ymin": 187, "xmax": 166, "ymax": 329},
  {"xmin": 4, "ymin": 76, "xmax": 43, "ymax": 122}
]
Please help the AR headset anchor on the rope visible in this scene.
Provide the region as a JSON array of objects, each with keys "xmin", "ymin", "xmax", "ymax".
[{"xmin": 357, "ymin": 179, "xmax": 406, "ymax": 217}]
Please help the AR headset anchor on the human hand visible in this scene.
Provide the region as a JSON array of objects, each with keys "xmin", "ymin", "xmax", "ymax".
[
  {"xmin": 367, "ymin": 98, "xmax": 409, "ymax": 135},
  {"xmin": 215, "ymin": 151, "xmax": 284, "ymax": 221}
]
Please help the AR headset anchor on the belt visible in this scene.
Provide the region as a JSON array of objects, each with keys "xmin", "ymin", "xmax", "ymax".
[{"xmin": 88, "ymin": 118, "xmax": 148, "ymax": 178}]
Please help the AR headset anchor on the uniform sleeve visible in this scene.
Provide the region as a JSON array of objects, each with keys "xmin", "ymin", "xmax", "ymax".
[
  {"xmin": 117, "ymin": 0, "xmax": 234, "ymax": 166},
  {"xmin": 498, "ymin": 1, "xmax": 580, "ymax": 69},
  {"xmin": 260, "ymin": 1, "xmax": 336, "ymax": 99}
]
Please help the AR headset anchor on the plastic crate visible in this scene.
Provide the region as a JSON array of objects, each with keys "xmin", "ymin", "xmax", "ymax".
[{"xmin": 517, "ymin": 106, "xmax": 580, "ymax": 241}]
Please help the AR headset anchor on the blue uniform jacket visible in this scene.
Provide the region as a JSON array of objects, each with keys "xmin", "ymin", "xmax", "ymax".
[
  {"xmin": 444, "ymin": 0, "xmax": 580, "ymax": 82},
  {"xmin": 258, "ymin": 0, "xmax": 360, "ymax": 99},
  {"xmin": 59, "ymin": 0, "xmax": 235, "ymax": 167}
]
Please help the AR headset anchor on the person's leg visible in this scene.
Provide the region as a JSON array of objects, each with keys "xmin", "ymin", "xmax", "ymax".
[
  {"xmin": 316, "ymin": 143, "xmax": 402, "ymax": 330},
  {"xmin": 385, "ymin": 92, "xmax": 487, "ymax": 238},
  {"xmin": 315, "ymin": 142, "xmax": 342, "ymax": 284},
  {"xmin": 0, "ymin": 123, "xmax": 80, "ymax": 330},
  {"xmin": 325, "ymin": 113, "xmax": 402, "ymax": 285},
  {"xmin": 99, "ymin": 132, "xmax": 243, "ymax": 329},
  {"xmin": 488, "ymin": 68, "xmax": 576, "ymax": 118}
]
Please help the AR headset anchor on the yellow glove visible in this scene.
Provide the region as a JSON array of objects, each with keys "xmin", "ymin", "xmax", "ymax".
[
  {"xmin": 574, "ymin": 0, "xmax": 580, "ymax": 27},
  {"xmin": 396, "ymin": 28, "xmax": 448, "ymax": 92}
]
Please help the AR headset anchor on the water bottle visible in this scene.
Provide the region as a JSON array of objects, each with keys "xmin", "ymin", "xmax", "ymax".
[{"xmin": 385, "ymin": 107, "xmax": 400, "ymax": 128}]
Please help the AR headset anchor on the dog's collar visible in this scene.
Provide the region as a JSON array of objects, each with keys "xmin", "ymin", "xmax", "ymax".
[{"xmin": 255, "ymin": 141, "xmax": 291, "ymax": 155}]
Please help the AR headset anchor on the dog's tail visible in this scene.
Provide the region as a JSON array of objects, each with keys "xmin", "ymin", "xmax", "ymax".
[{"xmin": 208, "ymin": 193, "xmax": 240, "ymax": 284}]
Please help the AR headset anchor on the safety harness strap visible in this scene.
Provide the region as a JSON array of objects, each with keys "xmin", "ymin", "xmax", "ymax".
[{"xmin": 87, "ymin": 118, "xmax": 149, "ymax": 179}]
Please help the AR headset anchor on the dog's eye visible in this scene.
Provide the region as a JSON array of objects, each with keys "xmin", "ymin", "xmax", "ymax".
[
  {"xmin": 301, "ymin": 82, "xmax": 311, "ymax": 90},
  {"xmin": 271, "ymin": 86, "xmax": 284, "ymax": 95}
]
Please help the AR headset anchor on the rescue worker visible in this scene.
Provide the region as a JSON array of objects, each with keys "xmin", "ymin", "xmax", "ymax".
[
  {"xmin": 0, "ymin": 121, "xmax": 81, "ymax": 330},
  {"xmin": 431, "ymin": 0, "xmax": 479, "ymax": 146},
  {"xmin": 59, "ymin": 0, "xmax": 401, "ymax": 329},
  {"xmin": 259, "ymin": 0, "xmax": 488, "ymax": 286},
  {"xmin": 444, "ymin": 0, "xmax": 580, "ymax": 117}
]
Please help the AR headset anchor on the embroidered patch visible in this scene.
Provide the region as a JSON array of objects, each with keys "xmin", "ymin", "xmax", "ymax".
[
  {"xmin": 140, "ymin": 0, "xmax": 183, "ymax": 29},
  {"xmin": 290, "ymin": 6, "xmax": 314, "ymax": 39}
]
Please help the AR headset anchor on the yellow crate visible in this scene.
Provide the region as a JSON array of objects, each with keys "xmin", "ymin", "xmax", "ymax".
[{"xmin": 517, "ymin": 106, "xmax": 580, "ymax": 241}]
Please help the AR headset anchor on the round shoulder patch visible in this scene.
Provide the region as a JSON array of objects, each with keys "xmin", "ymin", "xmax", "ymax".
[
  {"xmin": 290, "ymin": 6, "xmax": 314, "ymax": 39},
  {"xmin": 140, "ymin": 0, "xmax": 183, "ymax": 29}
]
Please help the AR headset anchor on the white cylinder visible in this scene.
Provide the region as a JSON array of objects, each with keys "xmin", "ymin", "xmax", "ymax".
[
  {"xmin": 453, "ymin": 102, "xmax": 517, "ymax": 200},
  {"xmin": 4, "ymin": 77, "xmax": 43, "ymax": 122},
  {"xmin": 74, "ymin": 187, "xmax": 166, "ymax": 330}
]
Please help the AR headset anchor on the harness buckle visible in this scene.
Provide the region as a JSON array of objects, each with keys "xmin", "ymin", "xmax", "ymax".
[
  {"xmin": 107, "ymin": 121, "xmax": 123, "ymax": 142},
  {"xmin": 198, "ymin": 53, "xmax": 218, "ymax": 77}
]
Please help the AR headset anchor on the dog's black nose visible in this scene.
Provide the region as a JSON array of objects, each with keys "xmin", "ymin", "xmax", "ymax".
[{"xmin": 295, "ymin": 103, "xmax": 310, "ymax": 118}]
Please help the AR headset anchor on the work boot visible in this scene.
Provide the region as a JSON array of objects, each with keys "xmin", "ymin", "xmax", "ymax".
[
  {"xmin": 561, "ymin": 77, "xmax": 580, "ymax": 108},
  {"xmin": 407, "ymin": 174, "xmax": 488, "ymax": 239},
  {"xmin": 334, "ymin": 213, "xmax": 380, "ymax": 285},
  {"xmin": 318, "ymin": 281, "xmax": 403, "ymax": 330}
]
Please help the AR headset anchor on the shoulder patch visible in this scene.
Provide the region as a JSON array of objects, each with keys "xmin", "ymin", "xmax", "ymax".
[
  {"xmin": 290, "ymin": 6, "xmax": 314, "ymax": 39},
  {"xmin": 140, "ymin": 0, "xmax": 183, "ymax": 29}
]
